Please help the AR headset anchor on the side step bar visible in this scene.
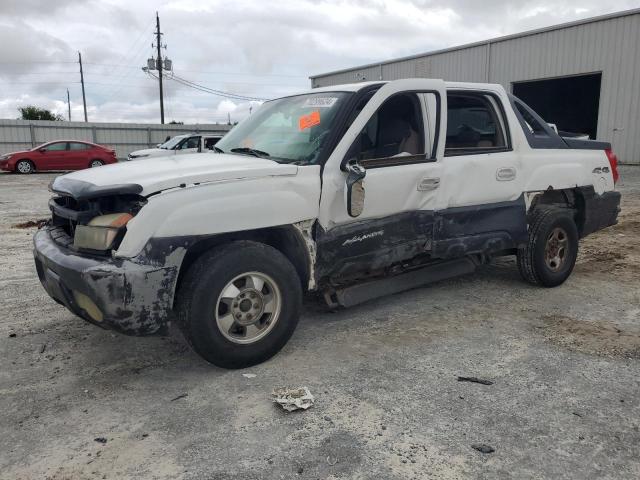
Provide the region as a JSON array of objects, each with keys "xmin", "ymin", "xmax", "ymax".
[{"xmin": 324, "ymin": 257, "xmax": 478, "ymax": 308}]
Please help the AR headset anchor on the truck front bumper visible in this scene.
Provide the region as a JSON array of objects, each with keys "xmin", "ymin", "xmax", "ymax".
[{"xmin": 33, "ymin": 226, "xmax": 179, "ymax": 336}]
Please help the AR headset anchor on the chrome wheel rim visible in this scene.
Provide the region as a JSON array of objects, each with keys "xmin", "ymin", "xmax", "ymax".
[
  {"xmin": 17, "ymin": 161, "xmax": 31, "ymax": 173},
  {"xmin": 215, "ymin": 272, "xmax": 281, "ymax": 344},
  {"xmin": 90, "ymin": 160, "xmax": 103, "ymax": 168},
  {"xmin": 544, "ymin": 227, "xmax": 569, "ymax": 272}
]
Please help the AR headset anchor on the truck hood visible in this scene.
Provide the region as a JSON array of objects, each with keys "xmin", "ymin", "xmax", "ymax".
[
  {"xmin": 128, "ymin": 148, "xmax": 172, "ymax": 159},
  {"xmin": 51, "ymin": 153, "xmax": 299, "ymax": 200}
]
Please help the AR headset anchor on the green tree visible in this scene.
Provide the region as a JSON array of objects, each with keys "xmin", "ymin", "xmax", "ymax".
[{"xmin": 17, "ymin": 106, "xmax": 64, "ymax": 121}]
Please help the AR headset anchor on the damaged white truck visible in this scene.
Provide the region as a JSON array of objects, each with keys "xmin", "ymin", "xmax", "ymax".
[{"xmin": 34, "ymin": 79, "xmax": 621, "ymax": 368}]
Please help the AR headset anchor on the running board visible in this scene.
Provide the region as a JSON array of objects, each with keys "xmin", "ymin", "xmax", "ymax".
[{"xmin": 324, "ymin": 257, "xmax": 477, "ymax": 309}]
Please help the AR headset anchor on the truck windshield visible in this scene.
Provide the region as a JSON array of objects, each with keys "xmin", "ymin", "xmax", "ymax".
[
  {"xmin": 158, "ymin": 135, "xmax": 187, "ymax": 150},
  {"xmin": 216, "ymin": 92, "xmax": 352, "ymax": 164}
]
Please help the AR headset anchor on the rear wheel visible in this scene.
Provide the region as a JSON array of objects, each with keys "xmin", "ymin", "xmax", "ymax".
[
  {"xmin": 15, "ymin": 160, "xmax": 34, "ymax": 174},
  {"xmin": 89, "ymin": 159, "xmax": 104, "ymax": 168},
  {"xmin": 517, "ymin": 207, "xmax": 579, "ymax": 287},
  {"xmin": 176, "ymin": 241, "xmax": 302, "ymax": 368}
]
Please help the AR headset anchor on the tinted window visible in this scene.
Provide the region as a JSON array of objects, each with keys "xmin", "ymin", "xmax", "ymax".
[
  {"xmin": 69, "ymin": 142, "xmax": 90, "ymax": 150},
  {"xmin": 204, "ymin": 137, "xmax": 220, "ymax": 149},
  {"xmin": 445, "ymin": 94, "xmax": 507, "ymax": 155},
  {"xmin": 352, "ymin": 93, "xmax": 424, "ymax": 163},
  {"xmin": 44, "ymin": 142, "xmax": 67, "ymax": 151},
  {"xmin": 179, "ymin": 136, "xmax": 200, "ymax": 149}
]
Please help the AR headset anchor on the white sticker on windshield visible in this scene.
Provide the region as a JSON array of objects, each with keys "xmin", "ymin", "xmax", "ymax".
[{"xmin": 303, "ymin": 97, "xmax": 338, "ymax": 108}]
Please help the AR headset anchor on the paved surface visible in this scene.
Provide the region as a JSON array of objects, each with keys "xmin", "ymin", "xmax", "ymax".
[{"xmin": 0, "ymin": 167, "xmax": 639, "ymax": 480}]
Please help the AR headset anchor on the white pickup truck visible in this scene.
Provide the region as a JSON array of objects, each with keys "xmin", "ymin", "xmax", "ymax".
[
  {"xmin": 34, "ymin": 79, "xmax": 621, "ymax": 368},
  {"xmin": 127, "ymin": 133, "xmax": 223, "ymax": 160}
]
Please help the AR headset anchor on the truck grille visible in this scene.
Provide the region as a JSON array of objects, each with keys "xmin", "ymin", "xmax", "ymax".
[{"xmin": 49, "ymin": 195, "xmax": 98, "ymax": 245}]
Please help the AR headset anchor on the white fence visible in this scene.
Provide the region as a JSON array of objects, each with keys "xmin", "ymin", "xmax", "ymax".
[{"xmin": 0, "ymin": 119, "xmax": 233, "ymax": 160}]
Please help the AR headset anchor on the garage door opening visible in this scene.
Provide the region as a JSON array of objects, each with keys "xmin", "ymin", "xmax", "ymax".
[{"xmin": 512, "ymin": 73, "xmax": 602, "ymax": 139}]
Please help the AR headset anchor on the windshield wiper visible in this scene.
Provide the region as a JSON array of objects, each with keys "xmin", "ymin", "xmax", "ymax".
[
  {"xmin": 213, "ymin": 146, "xmax": 224, "ymax": 153},
  {"xmin": 230, "ymin": 147, "xmax": 270, "ymax": 158}
]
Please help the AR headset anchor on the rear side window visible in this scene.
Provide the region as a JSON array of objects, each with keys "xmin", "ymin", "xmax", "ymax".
[
  {"xmin": 445, "ymin": 93, "xmax": 509, "ymax": 156},
  {"xmin": 69, "ymin": 142, "xmax": 90, "ymax": 150},
  {"xmin": 44, "ymin": 142, "xmax": 68, "ymax": 151}
]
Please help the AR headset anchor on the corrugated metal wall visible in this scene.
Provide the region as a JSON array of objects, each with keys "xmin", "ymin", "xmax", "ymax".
[
  {"xmin": 311, "ymin": 10, "xmax": 640, "ymax": 163},
  {"xmin": 0, "ymin": 120, "xmax": 232, "ymax": 160}
]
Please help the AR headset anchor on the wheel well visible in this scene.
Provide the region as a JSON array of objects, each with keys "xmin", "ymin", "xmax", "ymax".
[
  {"xmin": 528, "ymin": 188, "xmax": 587, "ymax": 236},
  {"xmin": 173, "ymin": 226, "xmax": 311, "ymax": 306}
]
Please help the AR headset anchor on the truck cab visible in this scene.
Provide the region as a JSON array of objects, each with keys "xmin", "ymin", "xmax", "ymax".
[{"xmin": 34, "ymin": 79, "xmax": 620, "ymax": 368}]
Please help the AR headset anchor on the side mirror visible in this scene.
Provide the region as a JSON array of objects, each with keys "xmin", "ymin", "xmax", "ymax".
[{"xmin": 346, "ymin": 160, "xmax": 366, "ymax": 217}]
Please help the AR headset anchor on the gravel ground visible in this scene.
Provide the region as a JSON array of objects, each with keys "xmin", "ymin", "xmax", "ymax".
[{"xmin": 0, "ymin": 167, "xmax": 638, "ymax": 480}]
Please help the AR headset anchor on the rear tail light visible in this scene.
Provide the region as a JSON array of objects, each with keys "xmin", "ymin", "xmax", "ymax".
[{"xmin": 605, "ymin": 149, "xmax": 619, "ymax": 184}]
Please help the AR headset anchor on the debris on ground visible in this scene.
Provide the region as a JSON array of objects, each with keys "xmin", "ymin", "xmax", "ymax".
[
  {"xmin": 12, "ymin": 219, "xmax": 48, "ymax": 229},
  {"xmin": 242, "ymin": 373, "xmax": 257, "ymax": 378},
  {"xmin": 170, "ymin": 393, "xmax": 188, "ymax": 402},
  {"xmin": 40, "ymin": 343, "xmax": 47, "ymax": 354},
  {"xmin": 8, "ymin": 333, "xmax": 16, "ymax": 338},
  {"xmin": 457, "ymin": 376, "xmax": 494, "ymax": 385},
  {"xmin": 94, "ymin": 437, "xmax": 107, "ymax": 445},
  {"xmin": 471, "ymin": 444, "xmax": 495, "ymax": 454},
  {"xmin": 326, "ymin": 455, "xmax": 338, "ymax": 466},
  {"xmin": 271, "ymin": 386, "xmax": 314, "ymax": 412}
]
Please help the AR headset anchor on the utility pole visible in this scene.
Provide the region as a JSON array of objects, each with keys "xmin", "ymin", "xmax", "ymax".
[
  {"xmin": 155, "ymin": 12, "xmax": 165, "ymax": 124},
  {"xmin": 66, "ymin": 89, "xmax": 71, "ymax": 121},
  {"xmin": 78, "ymin": 52, "xmax": 88, "ymax": 122}
]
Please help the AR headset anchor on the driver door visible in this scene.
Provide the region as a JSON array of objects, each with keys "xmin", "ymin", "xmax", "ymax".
[
  {"xmin": 37, "ymin": 142, "xmax": 69, "ymax": 170},
  {"xmin": 316, "ymin": 79, "xmax": 447, "ymax": 281}
]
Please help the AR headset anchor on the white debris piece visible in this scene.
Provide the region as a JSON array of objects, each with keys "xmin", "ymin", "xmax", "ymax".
[
  {"xmin": 242, "ymin": 373, "xmax": 257, "ymax": 378},
  {"xmin": 271, "ymin": 386, "xmax": 315, "ymax": 412}
]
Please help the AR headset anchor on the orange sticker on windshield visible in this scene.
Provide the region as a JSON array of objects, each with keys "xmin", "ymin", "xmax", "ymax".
[{"xmin": 299, "ymin": 111, "xmax": 320, "ymax": 131}]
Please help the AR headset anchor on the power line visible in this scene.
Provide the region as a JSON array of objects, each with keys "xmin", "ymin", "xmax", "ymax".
[{"xmin": 150, "ymin": 71, "xmax": 269, "ymax": 102}]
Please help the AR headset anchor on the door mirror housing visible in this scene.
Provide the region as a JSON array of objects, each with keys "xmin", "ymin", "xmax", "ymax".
[{"xmin": 346, "ymin": 160, "xmax": 366, "ymax": 217}]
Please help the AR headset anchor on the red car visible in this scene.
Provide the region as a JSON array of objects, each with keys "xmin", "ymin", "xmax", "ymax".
[{"xmin": 0, "ymin": 140, "xmax": 118, "ymax": 174}]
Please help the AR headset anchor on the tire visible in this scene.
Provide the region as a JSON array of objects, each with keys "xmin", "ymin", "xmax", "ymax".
[
  {"xmin": 176, "ymin": 240, "xmax": 302, "ymax": 368},
  {"xmin": 89, "ymin": 159, "xmax": 104, "ymax": 168},
  {"xmin": 517, "ymin": 207, "xmax": 579, "ymax": 287},
  {"xmin": 15, "ymin": 160, "xmax": 34, "ymax": 174}
]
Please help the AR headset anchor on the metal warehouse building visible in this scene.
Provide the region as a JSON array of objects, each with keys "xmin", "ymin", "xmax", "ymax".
[{"xmin": 310, "ymin": 8, "xmax": 640, "ymax": 164}]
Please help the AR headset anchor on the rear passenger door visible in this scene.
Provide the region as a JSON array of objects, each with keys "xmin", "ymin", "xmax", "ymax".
[
  {"xmin": 67, "ymin": 142, "xmax": 91, "ymax": 169},
  {"xmin": 434, "ymin": 90, "xmax": 524, "ymax": 257}
]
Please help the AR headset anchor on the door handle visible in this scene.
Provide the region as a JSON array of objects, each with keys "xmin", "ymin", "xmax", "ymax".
[
  {"xmin": 418, "ymin": 177, "xmax": 440, "ymax": 191},
  {"xmin": 496, "ymin": 167, "xmax": 516, "ymax": 181}
]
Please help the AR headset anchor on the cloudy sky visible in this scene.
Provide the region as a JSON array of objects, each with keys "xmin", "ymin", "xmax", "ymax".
[{"xmin": 0, "ymin": 0, "xmax": 638, "ymax": 124}]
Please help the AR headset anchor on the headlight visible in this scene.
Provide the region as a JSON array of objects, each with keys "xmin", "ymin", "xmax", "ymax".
[
  {"xmin": 0, "ymin": 154, "xmax": 11, "ymax": 160},
  {"xmin": 73, "ymin": 213, "xmax": 133, "ymax": 251},
  {"xmin": 129, "ymin": 153, "xmax": 149, "ymax": 159}
]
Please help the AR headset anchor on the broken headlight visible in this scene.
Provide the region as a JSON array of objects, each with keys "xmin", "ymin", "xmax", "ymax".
[{"xmin": 73, "ymin": 213, "xmax": 133, "ymax": 251}]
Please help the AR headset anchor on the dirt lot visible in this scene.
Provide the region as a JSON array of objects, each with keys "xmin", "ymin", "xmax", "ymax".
[{"xmin": 1, "ymin": 167, "xmax": 639, "ymax": 480}]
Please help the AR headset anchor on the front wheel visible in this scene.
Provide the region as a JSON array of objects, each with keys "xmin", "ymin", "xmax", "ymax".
[
  {"xmin": 89, "ymin": 159, "xmax": 104, "ymax": 168},
  {"xmin": 15, "ymin": 160, "xmax": 34, "ymax": 174},
  {"xmin": 176, "ymin": 241, "xmax": 302, "ymax": 368},
  {"xmin": 517, "ymin": 208, "xmax": 579, "ymax": 287}
]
